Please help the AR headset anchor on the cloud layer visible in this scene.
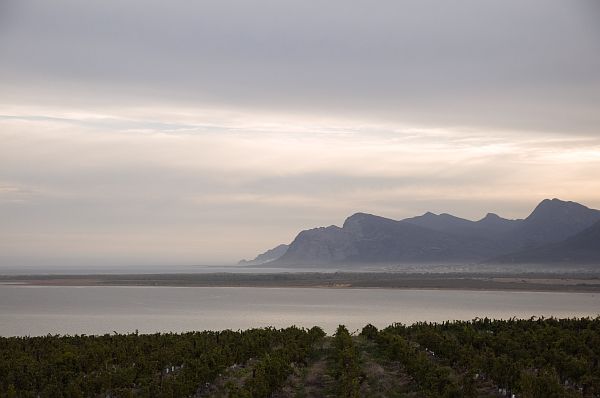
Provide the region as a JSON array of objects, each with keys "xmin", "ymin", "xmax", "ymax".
[{"xmin": 1, "ymin": 0, "xmax": 599, "ymax": 265}]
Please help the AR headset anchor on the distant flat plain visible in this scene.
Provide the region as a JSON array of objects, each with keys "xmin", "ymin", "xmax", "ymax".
[{"xmin": 2, "ymin": 271, "xmax": 600, "ymax": 292}]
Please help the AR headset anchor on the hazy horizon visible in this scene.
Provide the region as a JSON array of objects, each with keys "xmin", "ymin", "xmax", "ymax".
[{"xmin": 2, "ymin": 1, "xmax": 600, "ymax": 267}]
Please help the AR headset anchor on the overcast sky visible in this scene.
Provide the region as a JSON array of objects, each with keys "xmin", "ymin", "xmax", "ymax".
[{"xmin": 1, "ymin": 0, "xmax": 599, "ymax": 266}]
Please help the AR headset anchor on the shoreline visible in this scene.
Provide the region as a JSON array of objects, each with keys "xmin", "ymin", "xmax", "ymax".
[{"xmin": 1, "ymin": 272, "xmax": 600, "ymax": 293}]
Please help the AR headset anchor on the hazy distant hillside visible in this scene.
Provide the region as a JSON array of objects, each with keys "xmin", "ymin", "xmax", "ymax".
[
  {"xmin": 492, "ymin": 220, "xmax": 600, "ymax": 265},
  {"xmin": 242, "ymin": 198, "xmax": 600, "ymax": 267},
  {"xmin": 504, "ymin": 198, "xmax": 600, "ymax": 250},
  {"xmin": 276, "ymin": 225, "xmax": 356, "ymax": 265},
  {"xmin": 239, "ymin": 244, "xmax": 289, "ymax": 265},
  {"xmin": 404, "ymin": 211, "xmax": 521, "ymax": 239},
  {"xmin": 403, "ymin": 212, "xmax": 475, "ymax": 233},
  {"xmin": 277, "ymin": 213, "xmax": 501, "ymax": 265}
]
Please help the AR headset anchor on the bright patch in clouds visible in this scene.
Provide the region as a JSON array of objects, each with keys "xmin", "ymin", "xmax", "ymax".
[{"xmin": 1, "ymin": 104, "xmax": 600, "ymax": 265}]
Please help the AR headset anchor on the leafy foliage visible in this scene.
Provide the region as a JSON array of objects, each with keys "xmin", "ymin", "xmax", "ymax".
[
  {"xmin": 332, "ymin": 325, "xmax": 361, "ymax": 397},
  {"xmin": 0, "ymin": 326, "xmax": 324, "ymax": 397},
  {"xmin": 382, "ymin": 317, "xmax": 600, "ymax": 397},
  {"xmin": 1, "ymin": 317, "xmax": 599, "ymax": 397},
  {"xmin": 227, "ymin": 326, "xmax": 325, "ymax": 397}
]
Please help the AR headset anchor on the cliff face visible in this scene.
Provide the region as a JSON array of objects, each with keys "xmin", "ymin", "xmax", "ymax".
[
  {"xmin": 276, "ymin": 212, "xmax": 504, "ymax": 265},
  {"xmin": 277, "ymin": 226, "xmax": 357, "ymax": 265}
]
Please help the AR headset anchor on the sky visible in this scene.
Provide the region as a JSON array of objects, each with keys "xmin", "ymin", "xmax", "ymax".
[{"xmin": 1, "ymin": 0, "xmax": 600, "ymax": 266}]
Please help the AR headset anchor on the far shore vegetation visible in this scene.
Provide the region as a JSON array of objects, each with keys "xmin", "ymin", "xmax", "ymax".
[{"xmin": 2, "ymin": 272, "xmax": 600, "ymax": 293}]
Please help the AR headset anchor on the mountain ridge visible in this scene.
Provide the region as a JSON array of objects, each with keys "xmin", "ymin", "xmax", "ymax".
[{"xmin": 241, "ymin": 199, "xmax": 600, "ymax": 267}]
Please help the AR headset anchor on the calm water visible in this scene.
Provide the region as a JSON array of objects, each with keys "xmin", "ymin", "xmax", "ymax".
[{"xmin": 0, "ymin": 286, "xmax": 599, "ymax": 336}]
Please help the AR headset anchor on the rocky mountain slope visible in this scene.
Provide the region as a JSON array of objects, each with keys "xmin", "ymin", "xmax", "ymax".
[
  {"xmin": 242, "ymin": 199, "xmax": 600, "ymax": 266},
  {"xmin": 239, "ymin": 244, "xmax": 290, "ymax": 265},
  {"xmin": 492, "ymin": 219, "xmax": 600, "ymax": 264}
]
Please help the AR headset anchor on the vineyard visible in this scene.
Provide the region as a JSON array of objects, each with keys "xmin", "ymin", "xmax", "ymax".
[{"xmin": 1, "ymin": 317, "xmax": 599, "ymax": 397}]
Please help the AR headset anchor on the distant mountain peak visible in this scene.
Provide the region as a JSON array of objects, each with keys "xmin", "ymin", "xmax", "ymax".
[
  {"xmin": 345, "ymin": 212, "xmax": 374, "ymax": 220},
  {"xmin": 532, "ymin": 198, "xmax": 578, "ymax": 212},
  {"xmin": 482, "ymin": 212, "xmax": 501, "ymax": 220},
  {"xmin": 343, "ymin": 212, "xmax": 388, "ymax": 228},
  {"xmin": 507, "ymin": 198, "xmax": 600, "ymax": 247},
  {"xmin": 403, "ymin": 211, "xmax": 474, "ymax": 233},
  {"xmin": 527, "ymin": 198, "xmax": 598, "ymax": 222},
  {"xmin": 477, "ymin": 212, "xmax": 513, "ymax": 224}
]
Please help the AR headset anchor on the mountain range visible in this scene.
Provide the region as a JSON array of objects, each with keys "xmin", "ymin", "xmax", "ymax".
[{"xmin": 239, "ymin": 199, "xmax": 600, "ymax": 267}]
